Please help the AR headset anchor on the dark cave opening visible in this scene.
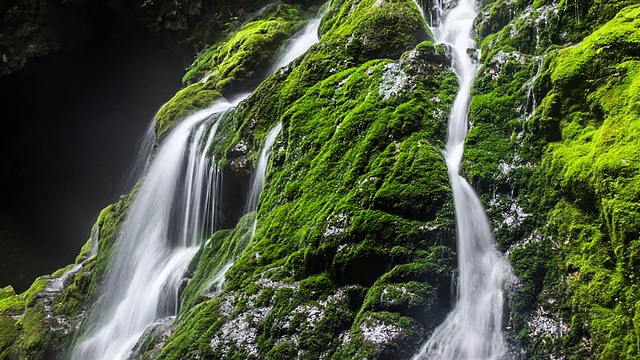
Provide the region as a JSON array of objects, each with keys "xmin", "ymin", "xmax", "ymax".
[{"xmin": 0, "ymin": 8, "xmax": 185, "ymax": 292}]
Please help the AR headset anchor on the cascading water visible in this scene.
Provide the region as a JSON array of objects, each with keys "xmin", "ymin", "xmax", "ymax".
[
  {"xmin": 71, "ymin": 100, "xmax": 241, "ymax": 360},
  {"xmin": 72, "ymin": 8, "xmax": 325, "ymax": 359},
  {"xmin": 271, "ymin": 9, "xmax": 325, "ymax": 72},
  {"xmin": 197, "ymin": 7, "xmax": 324, "ymax": 295},
  {"xmin": 412, "ymin": 0, "xmax": 514, "ymax": 359}
]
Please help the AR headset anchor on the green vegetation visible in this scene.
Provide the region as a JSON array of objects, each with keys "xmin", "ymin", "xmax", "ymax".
[
  {"xmin": 470, "ymin": 1, "xmax": 640, "ymax": 358},
  {"xmin": 153, "ymin": 0, "xmax": 457, "ymax": 358},
  {"xmin": 0, "ymin": 190, "xmax": 134, "ymax": 359},
  {"xmin": 181, "ymin": 5, "xmax": 307, "ymax": 88},
  {"xmin": 154, "ymin": 4, "xmax": 309, "ymax": 138}
]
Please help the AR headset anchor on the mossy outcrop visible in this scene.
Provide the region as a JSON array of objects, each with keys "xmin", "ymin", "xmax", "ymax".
[
  {"xmin": 0, "ymin": 192, "xmax": 133, "ymax": 359},
  {"xmin": 138, "ymin": 0, "xmax": 456, "ymax": 358},
  {"xmin": 468, "ymin": 0, "xmax": 640, "ymax": 358},
  {"xmin": 154, "ymin": 3, "xmax": 309, "ymax": 138}
]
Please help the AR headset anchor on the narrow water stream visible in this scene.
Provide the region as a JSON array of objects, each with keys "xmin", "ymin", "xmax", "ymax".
[{"xmin": 413, "ymin": 0, "xmax": 513, "ymax": 358}]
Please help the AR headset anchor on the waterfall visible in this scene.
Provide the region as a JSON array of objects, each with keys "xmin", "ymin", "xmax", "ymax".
[
  {"xmin": 198, "ymin": 6, "xmax": 323, "ymax": 296},
  {"xmin": 270, "ymin": 8, "xmax": 325, "ymax": 72},
  {"xmin": 412, "ymin": 0, "xmax": 514, "ymax": 359},
  {"xmin": 70, "ymin": 100, "xmax": 241, "ymax": 360},
  {"xmin": 71, "ymin": 8, "xmax": 324, "ymax": 359}
]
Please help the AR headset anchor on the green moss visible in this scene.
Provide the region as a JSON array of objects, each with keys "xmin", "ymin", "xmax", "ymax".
[
  {"xmin": 0, "ymin": 287, "xmax": 25, "ymax": 316},
  {"xmin": 154, "ymin": 83, "xmax": 223, "ymax": 139},
  {"xmin": 156, "ymin": 1, "xmax": 457, "ymax": 356},
  {"xmin": 468, "ymin": 4, "xmax": 640, "ymax": 358},
  {"xmin": 178, "ymin": 213, "xmax": 256, "ymax": 315},
  {"xmin": 182, "ymin": 4, "xmax": 307, "ymax": 88},
  {"xmin": 0, "ymin": 316, "xmax": 19, "ymax": 360},
  {"xmin": 155, "ymin": 4, "xmax": 310, "ymax": 138}
]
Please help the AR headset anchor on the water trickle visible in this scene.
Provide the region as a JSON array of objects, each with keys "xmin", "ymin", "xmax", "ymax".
[
  {"xmin": 271, "ymin": 8, "xmax": 325, "ymax": 72},
  {"xmin": 204, "ymin": 262, "xmax": 236, "ymax": 297},
  {"xmin": 412, "ymin": 0, "xmax": 514, "ymax": 359},
  {"xmin": 211, "ymin": 122, "xmax": 283, "ymax": 294},
  {"xmin": 522, "ymin": 55, "xmax": 545, "ymax": 121},
  {"xmin": 49, "ymin": 224, "xmax": 100, "ymax": 292},
  {"xmin": 246, "ymin": 122, "xmax": 283, "ymax": 214}
]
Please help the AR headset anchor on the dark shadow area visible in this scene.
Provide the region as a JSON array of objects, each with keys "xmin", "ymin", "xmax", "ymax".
[{"xmin": 0, "ymin": 9, "xmax": 184, "ymax": 292}]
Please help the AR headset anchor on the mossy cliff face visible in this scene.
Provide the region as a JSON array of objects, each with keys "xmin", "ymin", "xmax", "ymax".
[
  {"xmin": 154, "ymin": 3, "xmax": 309, "ymax": 138},
  {"xmin": 154, "ymin": 0, "xmax": 458, "ymax": 358},
  {"xmin": 469, "ymin": 0, "xmax": 640, "ymax": 358}
]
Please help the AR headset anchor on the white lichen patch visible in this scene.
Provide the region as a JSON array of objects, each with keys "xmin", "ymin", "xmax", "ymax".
[
  {"xmin": 230, "ymin": 140, "xmax": 248, "ymax": 154},
  {"xmin": 488, "ymin": 50, "xmax": 525, "ymax": 79},
  {"xmin": 380, "ymin": 284, "xmax": 420, "ymax": 307},
  {"xmin": 339, "ymin": 330, "xmax": 351, "ymax": 346},
  {"xmin": 419, "ymin": 223, "xmax": 439, "ymax": 231},
  {"xmin": 504, "ymin": 201, "xmax": 530, "ymax": 228},
  {"xmin": 324, "ymin": 213, "xmax": 348, "ymax": 237},
  {"xmin": 491, "ymin": 194, "xmax": 530, "ymax": 229},
  {"xmin": 528, "ymin": 306, "xmax": 570, "ymax": 340},
  {"xmin": 218, "ymin": 293, "xmax": 236, "ymax": 317},
  {"xmin": 359, "ymin": 317, "xmax": 403, "ymax": 345},
  {"xmin": 210, "ymin": 277, "xmax": 354, "ymax": 358},
  {"xmin": 379, "ymin": 62, "xmax": 408, "ymax": 100},
  {"xmin": 506, "ymin": 229, "xmax": 544, "ymax": 256},
  {"xmin": 210, "ymin": 305, "xmax": 273, "ymax": 357},
  {"xmin": 432, "ymin": 107, "xmax": 446, "ymax": 121}
]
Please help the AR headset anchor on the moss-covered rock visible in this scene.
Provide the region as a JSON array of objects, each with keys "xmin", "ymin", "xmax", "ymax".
[
  {"xmin": 153, "ymin": 3, "xmax": 312, "ymax": 138},
  {"xmin": 151, "ymin": 0, "xmax": 458, "ymax": 358},
  {"xmin": 468, "ymin": 1, "xmax": 640, "ymax": 358},
  {"xmin": 7, "ymin": 0, "xmax": 640, "ymax": 358},
  {"xmin": 0, "ymin": 190, "xmax": 134, "ymax": 359}
]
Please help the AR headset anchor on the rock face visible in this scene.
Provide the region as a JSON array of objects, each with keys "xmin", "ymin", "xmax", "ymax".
[{"xmin": 2, "ymin": 0, "xmax": 640, "ymax": 359}]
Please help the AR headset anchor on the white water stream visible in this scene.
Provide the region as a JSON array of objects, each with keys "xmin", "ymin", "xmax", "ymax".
[
  {"xmin": 412, "ymin": 0, "xmax": 513, "ymax": 359},
  {"xmin": 199, "ymin": 6, "xmax": 323, "ymax": 295},
  {"xmin": 203, "ymin": 122, "xmax": 283, "ymax": 297},
  {"xmin": 71, "ymin": 8, "xmax": 324, "ymax": 359},
  {"xmin": 246, "ymin": 122, "xmax": 283, "ymax": 214},
  {"xmin": 271, "ymin": 10, "xmax": 324, "ymax": 72},
  {"xmin": 71, "ymin": 100, "xmax": 240, "ymax": 360}
]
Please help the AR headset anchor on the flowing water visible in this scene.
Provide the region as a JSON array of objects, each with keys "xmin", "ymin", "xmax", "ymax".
[
  {"xmin": 271, "ymin": 10, "xmax": 324, "ymax": 72},
  {"xmin": 210, "ymin": 122, "xmax": 283, "ymax": 295},
  {"xmin": 71, "ymin": 9, "xmax": 324, "ymax": 359},
  {"xmin": 412, "ymin": 0, "xmax": 513, "ymax": 359},
  {"xmin": 197, "ymin": 5, "xmax": 322, "ymax": 295},
  {"xmin": 246, "ymin": 122, "xmax": 283, "ymax": 214},
  {"xmin": 71, "ymin": 100, "xmax": 241, "ymax": 360}
]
